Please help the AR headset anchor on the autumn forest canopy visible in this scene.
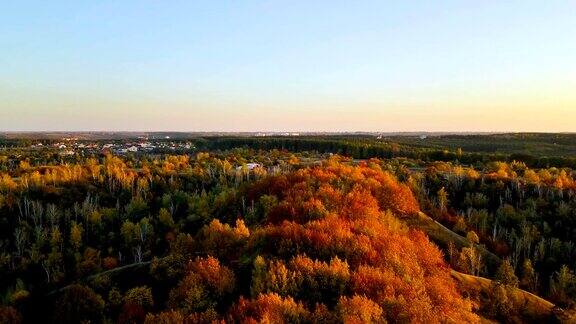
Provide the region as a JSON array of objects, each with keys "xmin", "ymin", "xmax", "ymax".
[
  {"xmin": 1, "ymin": 133, "xmax": 576, "ymax": 323},
  {"xmin": 3, "ymin": 0, "xmax": 576, "ymax": 322}
]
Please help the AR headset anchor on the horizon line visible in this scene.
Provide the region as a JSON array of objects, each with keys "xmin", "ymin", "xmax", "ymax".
[{"xmin": 2, "ymin": 130, "xmax": 576, "ymax": 135}]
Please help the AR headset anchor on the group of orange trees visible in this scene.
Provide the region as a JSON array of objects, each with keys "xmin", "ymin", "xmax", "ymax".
[
  {"xmin": 147, "ymin": 159, "xmax": 478, "ymax": 323},
  {"xmin": 0, "ymin": 153, "xmax": 481, "ymax": 323}
]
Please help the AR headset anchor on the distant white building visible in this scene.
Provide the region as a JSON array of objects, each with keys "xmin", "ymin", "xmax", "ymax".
[
  {"xmin": 247, "ymin": 163, "xmax": 262, "ymax": 169},
  {"xmin": 127, "ymin": 146, "xmax": 138, "ymax": 152},
  {"xmin": 236, "ymin": 163, "xmax": 262, "ymax": 171}
]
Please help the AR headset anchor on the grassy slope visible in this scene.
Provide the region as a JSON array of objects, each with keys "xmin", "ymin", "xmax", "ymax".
[
  {"xmin": 404, "ymin": 212, "xmax": 576, "ymax": 322},
  {"xmin": 450, "ymin": 270, "xmax": 557, "ymax": 321},
  {"xmin": 405, "ymin": 212, "xmax": 502, "ymax": 272}
]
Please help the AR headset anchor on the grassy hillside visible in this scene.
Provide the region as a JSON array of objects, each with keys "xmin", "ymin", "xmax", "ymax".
[
  {"xmin": 401, "ymin": 210, "xmax": 574, "ymax": 323},
  {"xmin": 450, "ymin": 270, "xmax": 568, "ymax": 323},
  {"xmin": 404, "ymin": 212, "xmax": 502, "ymax": 272}
]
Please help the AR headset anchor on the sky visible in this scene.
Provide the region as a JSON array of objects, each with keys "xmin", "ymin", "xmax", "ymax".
[{"xmin": 1, "ymin": 1, "xmax": 575, "ymax": 132}]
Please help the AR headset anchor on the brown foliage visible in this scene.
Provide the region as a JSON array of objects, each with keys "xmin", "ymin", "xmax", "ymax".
[
  {"xmin": 228, "ymin": 293, "xmax": 311, "ymax": 324},
  {"xmin": 53, "ymin": 284, "xmax": 105, "ymax": 323},
  {"xmin": 0, "ymin": 306, "xmax": 21, "ymax": 324},
  {"xmin": 168, "ymin": 256, "xmax": 236, "ymax": 314},
  {"xmin": 196, "ymin": 219, "xmax": 249, "ymax": 261},
  {"xmin": 187, "ymin": 256, "xmax": 236, "ymax": 295},
  {"xmin": 336, "ymin": 295, "xmax": 384, "ymax": 323}
]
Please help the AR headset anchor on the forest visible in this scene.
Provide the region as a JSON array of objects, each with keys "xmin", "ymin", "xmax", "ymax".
[{"xmin": 1, "ymin": 134, "xmax": 576, "ymax": 323}]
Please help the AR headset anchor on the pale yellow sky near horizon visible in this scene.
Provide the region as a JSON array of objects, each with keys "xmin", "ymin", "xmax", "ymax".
[
  {"xmin": 2, "ymin": 80, "xmax": 574, "ymax": 132},
  {"xmin": 2, "ymin": 98, "xmax": 574, "ymax": 133}
]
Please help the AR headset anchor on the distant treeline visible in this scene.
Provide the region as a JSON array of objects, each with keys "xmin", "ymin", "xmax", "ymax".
[
  {"xmin": 198, "ymin": 136, "xmax": 576, "ymax": 169},
  {"xmin": 3, "ymin": 135, "xmax": 576, "ymax": 169}
]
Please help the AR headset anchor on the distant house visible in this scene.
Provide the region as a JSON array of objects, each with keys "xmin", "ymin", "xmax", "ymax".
[
  {"xmin": 246, "ymin": 163, "xmax": 262, "ymax": 170},
  {"xmin": 127, "ymin": 146, "xmax": 138, "ymax": 152},
  {"xmin": 236, "ymin": 163, "xmax": 262, "ymax": 171}
]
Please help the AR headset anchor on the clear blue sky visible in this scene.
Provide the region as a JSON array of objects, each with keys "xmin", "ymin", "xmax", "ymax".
[{"xmin": 1, "ymin": 1, "xmax": 575, "ymax": 131}]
